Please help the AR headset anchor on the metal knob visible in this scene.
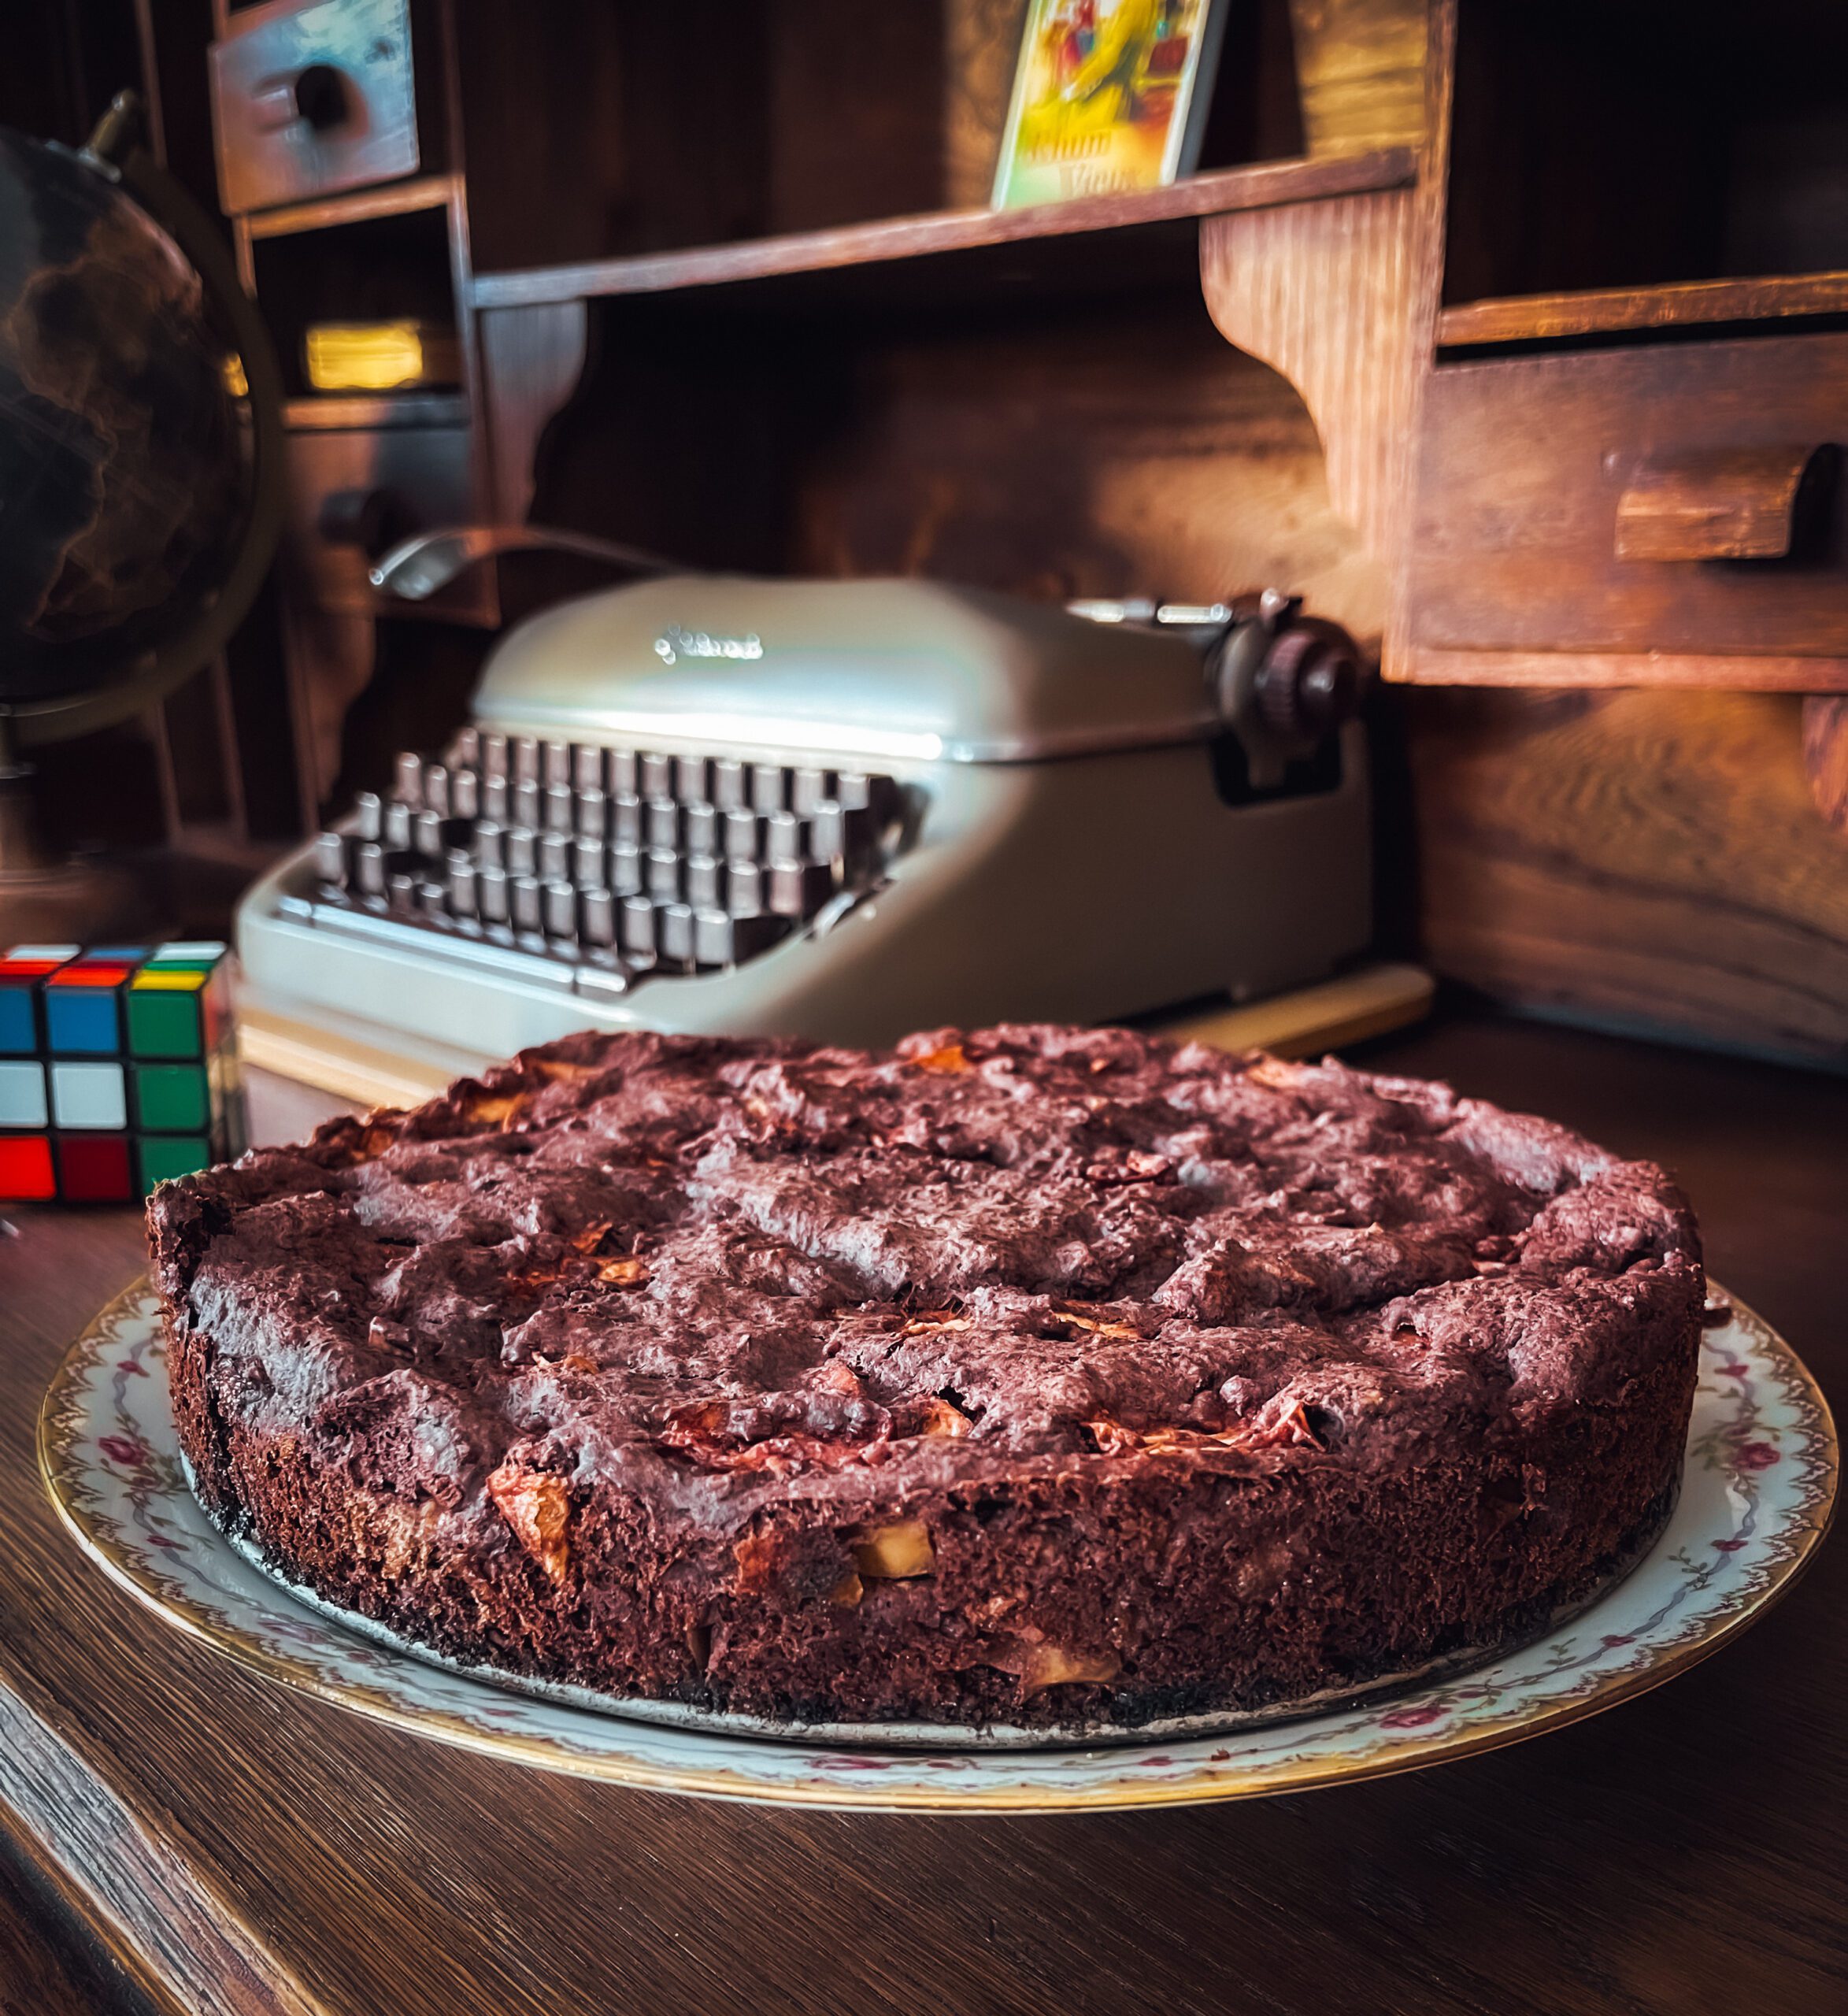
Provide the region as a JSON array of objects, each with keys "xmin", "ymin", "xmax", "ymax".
[{"xmin": 1252, "ymin": 619, "xmax": 1364, "ymax": 743}]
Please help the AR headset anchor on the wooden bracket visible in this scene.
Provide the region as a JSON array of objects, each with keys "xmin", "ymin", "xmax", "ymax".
[{"xmin": 1614, "ymin": 444, "xmax": 1837, "ymax": 562}]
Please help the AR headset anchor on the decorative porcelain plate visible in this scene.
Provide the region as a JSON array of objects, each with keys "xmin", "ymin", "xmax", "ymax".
[{"xmin": 41, "ymin": 1280, "xmax": 1835, "ymax": 1811}]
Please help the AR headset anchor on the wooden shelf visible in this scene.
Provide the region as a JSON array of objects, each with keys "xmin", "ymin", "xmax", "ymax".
[
  {"xmin": 1437, "ymin": 272, "xmax": 1848, "ymax": 349},
  {"xmin": 246, "ymin": 174, "xmax": 457, "ymax": 243},
  {"xmin": 468, "ymin": 150, "xmax": 1416, "ymax": 310},
  {"xmin": 283, "ymin": 391, "xmax": 470, "ymax": 432}
]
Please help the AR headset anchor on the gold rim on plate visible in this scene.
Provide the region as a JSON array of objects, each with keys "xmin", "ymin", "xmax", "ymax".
[{"xmin": 39, "ymin": 1278, "xmax": 1838, "ymax": 1810}]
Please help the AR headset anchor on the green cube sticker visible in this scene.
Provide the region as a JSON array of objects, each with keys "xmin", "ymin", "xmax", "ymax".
[
  {"xmin": 126, "ymin": 980, "xmax": 205, "ymax": 1059},
  {"xmin": 134, "ymin": 1063, "xmax": 210, "ymax": 1132},
  {"xmin": 136, "ymin": 1133, "xmax": 211, "ymax": 1194}
]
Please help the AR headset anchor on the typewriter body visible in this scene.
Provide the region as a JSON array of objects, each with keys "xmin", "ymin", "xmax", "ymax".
[{"xmin": 237, "ymin": 575, "xmax": 1371, "ymax": 1069}]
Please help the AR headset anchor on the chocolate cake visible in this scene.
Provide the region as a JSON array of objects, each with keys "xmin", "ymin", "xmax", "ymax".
[{"xmin": 150, "ymin": 1026, "xmax": 1703, "ymax": 1729}]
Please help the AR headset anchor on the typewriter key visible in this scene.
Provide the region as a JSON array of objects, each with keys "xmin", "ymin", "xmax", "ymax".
[
  {"xmin": 483, "ymin": 775, "xmax": 510, "ymax": 824},
  {"xmin": 609, "ymin": 791, "xmax": 643, "ymax": 846},
  {"xmin": 542, "ymin": 878, "xmax": 578, "ymax": 942},
  {"xmin": 764, "ymin": 810, "xmax": 805, "ymax": 865},
  {"xmin": 608, "ymin": 842, "xmax": 643, "ymax": 897},
  {"xmin": 645, "ymin": 847, "xmax": 680, "ymax": 902},
  {"xmin": 750, "ymin": 763, "xmax": 786, "ymax": 813},
  {"xmin": 644, "ymin": 797, "xmax": 680, "ymax": 851},
  {"xmin": 354, "ymin": 842, "xmax": 387, "ymax": 901},
  {"xmin": 580, "ymin": 886, "xmax": 617, "ymax": 947},
  {"xmin": 472, "ymin": 820, "xmax": 503, "ymax": 869},
  {"xmin": 452, "ymin": 726, "xmax": 481, "ymax": 773},
  {"xmin": 576, "ymin": 787, "xmax": 608, "ymax": 840},
  {"xmin": 834, "ymin": 772, "xmax": 872, "ymax": 812},
  {"xmin": 725, "ymin": 858, "xmax": 764, "ymax": 917},
  {"xmin": 607, "ymin": 749, "xmax": 638, "ymax": 795},
  {"xmin": 446, "ymin": 852, "xmax": 480, "ymax": 923},
  {"xmin": 512, "ymin": 738, "xmax": 541, "ymax": 787},
  {"xmin": 313, "ymin": 832, "xmax": 347, "ymax": 888},
  {"xmin": 674, "ymin": 755, "xmax": 709, "ymax": 802},
  {"xmin": 423, "ymin": 764, "xmax": 450, "ymax": 818},
  {"xmin": 451, "ymin": 769, "xmax": 480, "ymax": 821},
  {"xmin": 513, "ymin": 779, "xmax": 542, "ymax": 830},
  {"xmin": 352, "ymin": 791, "xmax": 383, "ymax": 843},
  {"xmin": 681, "ymin": 802, "xmax": 717, "ymax": 856},
  {"xmin": 510, "ymin": 876, "xmax": 544, "ymax": 937},
  {"xmin": 503, "ymin": 827, "xmax": 538, "ymax": 879},
  {"xmin": 480, "ymin": 732, "xmax": 509, "ymax": 782},
  {"xmin": 543, "ymin": 740, "xmax": 572, "ymax": 791},
  {"xmin": 572, "ymin": 745, "xmax": 605, "ymax": 794},
  {"xmin": 392, "ymin": 751, "xmax": 424, "ymax": 806},
  {"xmin": 538, "ymin": 832, "xmax": 573, "ymax": 882},
  {"xmin": 477, "ymin": 863, "xmax": 510, "ymax": 926},
  {"xmin": 723, "ymin": 808, "xmax": 759, "ymax": 862},
  {"xmin": 543, "ymin": 784, "xmax": 575, "ymax": 834},
  {"xmin": 659, "ymin": 902, "xmax": 696, "ymax": 965},
  {"xmin": 791, "ymin": 768, "xmax": 829, "ymax": 816},
  {"xmin": 683, "ymin": 854, "xmax": 721, "ymax": 909},
  {"xmin": 573, "ymin": 835, "xmax": 606, "ymax": 886},
  {"xmin": 413, "ymin": 810, "xmax": 448, "ymax": 859},
  {"xmin": 619, "ymin": 895, "xmax": 657, "ymax": 958},
  {"xmin": 709, "ymin": 758, "xmax": 747, "ymax": 811},
  {"xmin": 387, "ymin": 872, "xmax": 418, "ymax": 914},
  {"xmin": 417, "ymin": 879, "xmax": 448, "ymax": 922},
  {"xmin": 769, "ymin": 861, "xmax": 833, "ymax": 918},
  {"xmin": 639, "ymin": 752, "xmax": 673, "ymax": 799}
]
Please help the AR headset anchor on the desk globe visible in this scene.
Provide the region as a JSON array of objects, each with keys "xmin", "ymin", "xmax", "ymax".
[{"xmin": 0, "ymin": 96, "xmax": 282, "ymax": 941}]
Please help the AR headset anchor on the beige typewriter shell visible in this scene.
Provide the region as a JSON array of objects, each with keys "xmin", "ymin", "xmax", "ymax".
[{"xmin": 237, "ymin": 577, "xmax": 1369, "ymax": 1068}]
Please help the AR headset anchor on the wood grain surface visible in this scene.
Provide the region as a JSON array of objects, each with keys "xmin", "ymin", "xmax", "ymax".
[
  {"xmin": 465, "ymin": 149, "xmax": 1417, "ymax": 309},
  {"xmin": 1399, "ymin": 687, "xmax": 1848, "ymax": 1065},
  {"xmin": 1, "ymin": 1016, "xmax": 1843, "ymax": 2016},
  {"xmin": 1407, "ymin": 332, "xmax": 1848, "ymax": 669},
  {"xmin": 1436, "ymin": 270, "xmax": 1848, "ymax": 349}
]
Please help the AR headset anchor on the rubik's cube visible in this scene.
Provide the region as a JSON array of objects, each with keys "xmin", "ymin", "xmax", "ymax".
[{"xmin": 0, "ymin": 943, "xmax": 246, "ymax": 1203}]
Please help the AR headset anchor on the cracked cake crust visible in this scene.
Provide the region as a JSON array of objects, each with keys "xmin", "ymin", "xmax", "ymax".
[{"xmin": 150, "ymin": 1025, "xmax": 1704, "ymax": 1727}]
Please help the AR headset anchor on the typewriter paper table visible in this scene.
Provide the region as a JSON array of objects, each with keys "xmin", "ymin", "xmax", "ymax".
[{"xmin": 0, "ymin": 1017, "xmax": 1842, "ymax": 2016}]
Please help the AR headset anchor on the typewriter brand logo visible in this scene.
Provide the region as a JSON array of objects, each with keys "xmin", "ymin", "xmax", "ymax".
[{"xmin": 654, "ymin": 625, "xmax": 763, "ymax": 667}]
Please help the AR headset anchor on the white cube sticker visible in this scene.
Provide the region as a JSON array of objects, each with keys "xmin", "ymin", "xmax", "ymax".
[{"xmin": 50, "ymin": 1061, "xmax": 128, "ymax": 1131}]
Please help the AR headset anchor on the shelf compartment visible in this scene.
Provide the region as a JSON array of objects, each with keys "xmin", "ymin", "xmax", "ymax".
[{"xmin": 468, "ymin": 150, "xmax": 1417, "ymax": 311}]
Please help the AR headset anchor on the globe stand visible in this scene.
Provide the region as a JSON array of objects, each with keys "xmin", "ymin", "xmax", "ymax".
[{"xmin": 0, "ymin": 749, "xmax": 147, "ymax": 947}]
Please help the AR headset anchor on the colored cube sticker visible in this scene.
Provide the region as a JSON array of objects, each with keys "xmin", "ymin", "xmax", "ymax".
[
  {"xmin": 0, "ymin": 943, "xmax": 241, "ymax": 1204},
  {"xmin": 57, "ymin": 1133, "xmax": 133, "ymax": 1203},
  {"xmin": 137, "ymin": 1134, "xmax": 212, "ymax": 1195},
  {"xmin": 50, "ymin": 1061, "xmax": 128, "ymax": 1131},
  {"xmin": 45, "ymin": 965, "xmax": 131, "ymax": 1054},
  {"xmin": 0, "ymin": 1136, "xmax": 56, "ymax": 1201},
  {"xmin": 0, "ymin": 1061, "xmax": 48, "ymax": 1128},
  {"xmin": 127, "ymin": 969, "xmax": 210, "ymax": 1058},
  {"xmin": 133, "ymin": 1063, "xmax": 211, "ymax": 1133}
]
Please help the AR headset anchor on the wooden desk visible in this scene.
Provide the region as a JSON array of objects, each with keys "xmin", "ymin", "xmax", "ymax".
[{"xmin": 2, "ymin": 1016, "xmax": 1841, "ymax": 2016}]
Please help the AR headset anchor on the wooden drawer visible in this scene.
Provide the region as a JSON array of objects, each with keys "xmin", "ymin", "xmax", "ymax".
[
  {"xmin": 281, "ymin": 425, "xmax": 494, "ymax": 624},
  {"xmin": 211, "ymin": 0, "xmax": 418, "ymax": 214},
  {"xmin": 1406, "ymin": 331, "xmax": 1848, "ymax": 679}
]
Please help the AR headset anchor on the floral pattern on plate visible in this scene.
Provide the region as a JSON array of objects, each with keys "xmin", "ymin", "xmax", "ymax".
[{"xmin": 39, "ymin": 1281, "xmax": 1836, "ymax": 1811}]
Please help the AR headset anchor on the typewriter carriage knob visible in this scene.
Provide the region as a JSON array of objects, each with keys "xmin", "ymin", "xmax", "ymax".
[{"xmin": 1211, "ymin": 598, "xmax": 1368, "ymax": 790}]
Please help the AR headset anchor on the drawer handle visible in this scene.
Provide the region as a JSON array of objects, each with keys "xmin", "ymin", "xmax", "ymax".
[{"xmin": 1615, "ymin": 444, "xmax": 1836, "ymax": 562}]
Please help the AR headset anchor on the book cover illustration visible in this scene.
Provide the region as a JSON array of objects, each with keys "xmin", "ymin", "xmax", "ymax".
[{"xmin": 992, "ymin": 0, "xmax": 1228, "ymax": 209}]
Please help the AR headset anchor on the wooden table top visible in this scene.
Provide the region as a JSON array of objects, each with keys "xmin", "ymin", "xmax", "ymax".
[{"xmin": 2, "ymin": 1014, "xmax": 1842, "ymax": 2016}]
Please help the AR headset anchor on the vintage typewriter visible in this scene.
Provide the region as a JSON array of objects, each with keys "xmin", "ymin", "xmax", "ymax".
[{"xmin": 237, "ymin": 564, "xmax": 1372, "ymax": 1073}]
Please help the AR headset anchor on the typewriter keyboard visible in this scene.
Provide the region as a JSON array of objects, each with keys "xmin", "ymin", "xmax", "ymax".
[{"xmin": 294, "ymin": 729, "xmax": 902, "ymax": 997}]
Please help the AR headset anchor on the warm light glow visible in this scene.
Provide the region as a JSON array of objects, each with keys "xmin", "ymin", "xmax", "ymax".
[{"xmin": 303, "ymin": 321, "xmax": 457, "ymax": 392}]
